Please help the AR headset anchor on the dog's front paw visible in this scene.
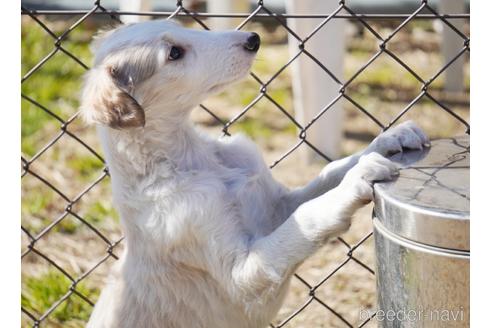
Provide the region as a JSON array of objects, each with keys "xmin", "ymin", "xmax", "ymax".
[
  {"xmin": 342, "ymin": 152, "xmax": 399, "ymax": 204},
  {"xmin": 369, "ymin": 121, "xmax": 430, "ymax": 156}
]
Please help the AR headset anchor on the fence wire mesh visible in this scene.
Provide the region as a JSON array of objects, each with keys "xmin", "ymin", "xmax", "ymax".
[{"xmin": 21, "ymin": 0, "xmax": 470, "ymax": 327}]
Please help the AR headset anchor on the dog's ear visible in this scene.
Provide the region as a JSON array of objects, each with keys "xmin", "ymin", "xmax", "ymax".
[{"xmin": 80, "ymin": 64, "xmax": 146, "ymax": 129}]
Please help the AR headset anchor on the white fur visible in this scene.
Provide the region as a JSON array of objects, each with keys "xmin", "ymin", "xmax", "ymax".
[{"xmin": 81, "ymin": 20, "xmax": 430, "ymax": 328}]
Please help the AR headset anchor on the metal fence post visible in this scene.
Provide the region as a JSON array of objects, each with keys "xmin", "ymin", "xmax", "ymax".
[
  {"xmin": 439, "ymin": 0, "xmax": 466, "ymax": 93},
  {"xmin": 119, "ymin": 0, "xmax": 151, "ymax": 23},
  {"xmin": 286, "ymin": 0, "xmax": 345, "ymax": 162}
]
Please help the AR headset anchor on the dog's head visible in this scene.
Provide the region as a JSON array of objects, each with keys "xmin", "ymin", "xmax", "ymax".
[{"xmin": 80, "ymin": 20, "xmax": 260, "ymax": 129}]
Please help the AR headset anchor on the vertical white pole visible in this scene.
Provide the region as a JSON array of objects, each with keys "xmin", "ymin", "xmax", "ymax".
[
  {"xmin": 286, "ymin": 0, "xmax": 345, "ymax": 162},
  {"xmin": 439, "ymin": 0, "xmax": 465, "ymax": 93},
  {"xmin": 119, "ymin": 0, "xmax": 151, "ymax": 24},
  {"xmin": 207, "ymin": 0, "xmax": 249, "ymax": 30}
]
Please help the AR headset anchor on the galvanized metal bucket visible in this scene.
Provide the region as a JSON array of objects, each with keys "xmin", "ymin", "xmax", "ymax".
[{"xmin": 372, "ymin": 135, "xmax": 470, "ymax": 327}]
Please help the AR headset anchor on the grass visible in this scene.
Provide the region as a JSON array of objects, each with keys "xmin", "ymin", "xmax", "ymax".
[
  {"xmin": 84, "ymin": 201, "xmax": 120, "ymax": 226},
  {"xmin": 22, "ymin": 270, "xmax": 98, "ymax": 327},
  {"xmin": 66, "ymin": 155, "xmax": 105, "ymax": 182},
  {"xmin": 21, "ymin": 17, "xmax": 93, "ymax": 157}
]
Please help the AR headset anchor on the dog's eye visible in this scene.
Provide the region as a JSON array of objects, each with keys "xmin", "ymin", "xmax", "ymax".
[{"xmin": 168, "ymin": 46, "xmax": 184, "ymax": 60}]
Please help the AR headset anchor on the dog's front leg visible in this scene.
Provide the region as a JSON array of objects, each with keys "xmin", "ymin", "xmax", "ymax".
[
  {"xmin": 232, "ymin": 153, "xmax": 398, "ymax": 297},
  {"xmin": 280, "ymin": 121, "xmax": 429, "ymax": 217}
]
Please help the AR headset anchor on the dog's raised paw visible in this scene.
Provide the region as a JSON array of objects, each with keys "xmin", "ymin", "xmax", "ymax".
[
  {"xmin": 342, "ymin": 152, "xmax": 399, "ymax": 203},
  {"xmin": 370, "ymin": 121, "xmax": 430, "ymax": 156}
]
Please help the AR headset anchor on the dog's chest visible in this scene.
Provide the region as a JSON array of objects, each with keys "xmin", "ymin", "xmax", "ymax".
[{"xmin": 220, "ymin": 166, "xmax": 279, "ymax": 236}]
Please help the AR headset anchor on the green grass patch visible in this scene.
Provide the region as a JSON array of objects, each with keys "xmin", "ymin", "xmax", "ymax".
[
  {"xmin": 21, "ymin": 270, "xmax": 98, "ymax": 327},
  {"xmin": 234, "ymin": 117, "xmax": 273, "ymax": 139},
  {"xmin": 85, "ymin": 200, "xmax": 119, "ymax": 225},
  {"xmin": 22, "ymin": 18, "xmax": 93, "ymax": 157},
  {"xmin": 66, "ymin": 154, "xmax": 105, "ymax": 182}
]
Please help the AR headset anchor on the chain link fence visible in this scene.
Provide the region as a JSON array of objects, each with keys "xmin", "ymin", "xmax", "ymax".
[{"xmin": 21, "ymin": 1, "xmax": 470, "ymax": 327}]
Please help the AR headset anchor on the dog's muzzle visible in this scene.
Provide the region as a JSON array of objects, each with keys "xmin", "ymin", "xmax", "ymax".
[{"xmin": 243, "ymin": 33, "xmax": 261, "ymax": 52}]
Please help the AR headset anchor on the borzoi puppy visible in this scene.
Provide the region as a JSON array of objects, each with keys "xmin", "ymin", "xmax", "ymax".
[{"xmin": 80, "ymin": 20, "xmax": 429, "ymax": 328}]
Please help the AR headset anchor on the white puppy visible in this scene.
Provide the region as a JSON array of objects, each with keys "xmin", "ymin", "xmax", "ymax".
[{"xmin": 80, "ymin": 20, "xmax": 429, "ymax": 328}]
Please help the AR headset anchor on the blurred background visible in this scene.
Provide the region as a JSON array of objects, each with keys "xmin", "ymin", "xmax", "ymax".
[{"xmin": 21, "ymin": 0, "xmax": 470, "ymax": 327}]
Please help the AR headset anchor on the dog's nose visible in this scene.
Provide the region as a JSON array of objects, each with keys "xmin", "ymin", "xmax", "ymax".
[{"xmin": 243, "ymin": 33, "xmax": 260, "ymax": 52}]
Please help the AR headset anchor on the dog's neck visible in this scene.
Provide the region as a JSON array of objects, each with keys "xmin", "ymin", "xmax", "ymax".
[{"xmin": 98, "ymin": 112, "xmax": 215, "ymax": 181}]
